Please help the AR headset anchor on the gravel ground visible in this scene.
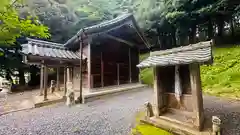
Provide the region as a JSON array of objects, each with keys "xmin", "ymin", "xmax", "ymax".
[
  {"xmin": 0, "ymin": 88, "xmax": 239, "ymax": 135},
  {"xmin": 0, "ymin": 88, "xmax": 153, "ymax": 135},
  {"xmin": 203, "ymin": 96, "xmax": 240, "ymax": 135}
]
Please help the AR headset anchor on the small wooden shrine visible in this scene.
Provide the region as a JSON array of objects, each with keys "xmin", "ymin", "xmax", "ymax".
[{"xmin": 137, "ymin": 41, "xmax": 213, "ymax": 131}]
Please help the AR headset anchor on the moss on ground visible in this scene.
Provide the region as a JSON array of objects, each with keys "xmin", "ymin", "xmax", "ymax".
[
  {"xmin": 140, "ymin": 45, "xmax": 240, "ymax": 99},
  {"xmin": 131, "ymin": 112, "xmax": 173, "ymax": 135}
]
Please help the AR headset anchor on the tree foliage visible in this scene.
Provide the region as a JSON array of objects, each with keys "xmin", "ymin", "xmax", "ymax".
[
  {"xmin": 0, "ymin": 0, "xmax": 49, "ymax": 45},
  {"xmin": 1, "ymin": 0, "xmax": 239, "ymax": 86},
  {"xmin": 129, "ymin": 0, "xmax": 240, "ymax": 48},
  {"xmin": 0, "ymin": 0, "xmax": 49, "ymax": 85}
]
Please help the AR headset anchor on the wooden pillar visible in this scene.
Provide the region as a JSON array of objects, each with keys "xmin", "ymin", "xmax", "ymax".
[
  {"xmin": 137, "ymin": 49, "xmax": 141, "ymax": 83},
  {"xmin": 101, "ymin": 52, "xmax": 104, "ymax": 87},
  {"xmin": 128, "ymin": 48, "xmax": 132, "ymax": 83},
  {"xmin": 63, "ymin": 67, "xmax": 67, "ymax": 96},
  {"xmin": 78, "ymin": 34, "xmax": 84, "ymax": 103},
  {"xmin": 43, "ymin": 65, "xmax": 48, "ymax": 101},
  {"xmin": 117, "ymin": 63, "xmax": 120, "ymax": 85},
  {"xmin": 88, "ymin": 43, "xmax": 92, "ymax": 89},
  {"xmin": 189, "ymin": 63, "xmax": 204, "ymax": 130},
  {"xmin": 153, "ymin": 67, "xmax": 160, "ymax": 116},
  {"xmin": 40, "ymin": 64, "xmax": 44, "ymax": 96},
  {"xmin": 56, "ymin": 67, "xmax": 60, "ymax": 91},
  {"xmin": 71, "ymin": 67, "xmax": 74, "ymax": 81},
  {"xmin": 67, "ymin": 67, "xmax": 70, "ymax": 82},
  {"xmin": 174, "ymin": 66, "xmax": 182, "ymax": 101}
]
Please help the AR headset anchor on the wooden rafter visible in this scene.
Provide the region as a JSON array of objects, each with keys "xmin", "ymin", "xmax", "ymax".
[{"xmin": 105, "ymin": 34, "xmax": 136, "ymax": 47}]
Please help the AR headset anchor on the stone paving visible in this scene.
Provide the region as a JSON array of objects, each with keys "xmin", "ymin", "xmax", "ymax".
[{"xmin": 0, "ymin": 88, "xmax": 239, "ymax": 135}]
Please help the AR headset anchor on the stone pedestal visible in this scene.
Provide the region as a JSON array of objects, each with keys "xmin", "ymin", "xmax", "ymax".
[
  {"xmin": 66, "ymin": 81, "xmax": 75, "ymax": 106},
  {"xmin": 50, "ymin": 80, "xmax": 56, "ymax": 93}
]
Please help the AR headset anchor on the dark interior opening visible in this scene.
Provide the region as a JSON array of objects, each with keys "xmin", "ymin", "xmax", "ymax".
[
  {"xmin": 158, "ymin": 65, "xmax": 191, "ymax": 94},
  {"xmin": 158, "ymin": 66, "xmax": 175, "ymax": 93},
  {"xmin": 179, "ymin": 65, "xmax": 191, "ymax": 94}
]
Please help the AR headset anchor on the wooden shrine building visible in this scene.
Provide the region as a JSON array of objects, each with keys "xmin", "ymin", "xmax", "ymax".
[
  {"xmin": 21, "ymin": 13, "xmax": 150, "ymax": 101},
  {"xmin": 137, "ymin": 41, "xmax": 213, "ymax": 131}
]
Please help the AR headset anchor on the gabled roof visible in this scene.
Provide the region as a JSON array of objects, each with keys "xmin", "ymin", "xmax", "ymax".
[
  {"xmin": 21, "ymin": 38, "xmax": 86, "ymax": 60},
  {"xmin": 64, "ymin": 13, "xmax": 151, "ymax": 49},
  {"xmin": 137, "ymin": 41, "xmax": 213, "ymax": 68}
]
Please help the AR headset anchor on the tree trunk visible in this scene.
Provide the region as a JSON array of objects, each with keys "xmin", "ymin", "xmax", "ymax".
[
  {"xmin": 18, "ymin": 68, "xmax": 25, "ymax": 85},
  {"xmin": 208, "ymin": 19, "xmax": 214, "ymax": 40},
  {"xmin": 157, "ymin": 28, "xmax": 164, "ymax": 49},
  {"xmin": 230, "ymin": 16, "xmax": 235, "ymax": 37},
  {"xmin": 171, "ymin": 28, "xmax": 177, "ymax": 47},
  {"xmin": 189, "ymin": 25, "xmax": 197, "ymax": 44},
  {"xmin": 217, "ymin": 17, "xmax": 224, "ymax": 37}
]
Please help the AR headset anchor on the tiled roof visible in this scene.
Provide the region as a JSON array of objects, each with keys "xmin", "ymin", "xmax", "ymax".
[
  {"xmin": 21, "ymin": 38, "xmax": 86, "ymax": 60},
  {"xmin": 64, "ymin": 13, "xmax": 151, "ymax": 49},
  {"xmin": 137, "ymin": 41, "xmax": 212, "ymax": 68}
]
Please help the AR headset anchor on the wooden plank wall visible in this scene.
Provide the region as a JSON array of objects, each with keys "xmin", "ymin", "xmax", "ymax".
[{"xmin": 90, "ymin": 39, "xmax": 139, "ymax": 88}]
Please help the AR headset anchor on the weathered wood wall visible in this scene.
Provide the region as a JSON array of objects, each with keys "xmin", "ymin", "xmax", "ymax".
[
  {"xmin": 90, "ymin": 38, "xmax": 139, "ymax": 88},
  {"xmin": 156, "ymin": 65, "xmax": 193, "ymax": 112},
  {"xmin": 73, "ymin": 67, "xmax": 88, "ymax": 90}
]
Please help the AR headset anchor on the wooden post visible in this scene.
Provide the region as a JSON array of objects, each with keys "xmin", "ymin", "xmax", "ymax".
[
  {"xmin": 137, "ymin": 49, "xmax": 141, "ymax": 83},
  {"xmin": 174, "ymin": 66, "xmax": 182, "ymax": 101},
  {"xmin": 78, "ymin": 33, "xmax": 84, "ymax": 104},
  {"xmin": 56, "ymin": 67, "xmax": 60, "ymax": 91},
  {"xmin": 71, "ymin": 67, "xmax": 74, "ymax": 82},
  {"xmin": 128, "ymin": 48, "xmax": 132, "ymax": 83},
  {"xmin": 153, "ymin": 67, "xmax": 160, "ymax": 116},
  {"xmin": 117, "ymin": 63, "xmax": 120, "ymax": 85},
  {"xmin": 101, "ymin": 52, "xmax": 104, "ymax": 87},
  {"xmin": 63, "ymin": 67, "xmax": 67, "ymax": 97},
  {"xmin": 43, "ymin": 65, "xmax": 48, "ymax": 101},
  {"xmin": 40, "ymin": 63, "xmax": 44, "ymax": 96},
  {"xmin": 87, "ymin": 43, "xmax": 92, "ymax": 89},
  {"xmin": 67, "ymin": 67, "xmax": 70, "ymax": 82},
  {"xmin": 189, "ymin": 63, "xmax": 204, "ymax": 130}
]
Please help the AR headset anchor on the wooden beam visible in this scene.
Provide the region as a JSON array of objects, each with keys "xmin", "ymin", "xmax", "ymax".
[
  {"xmin": 105, "ymin": 34, "xmax": 135, "ymax": 47},
  {"xmin": 43, "ymin": 65, "xmax": 48, "ymax": 101},
  {"xmin": 28, "ymin": 55, "xmax": 81, "ymax": 64}
]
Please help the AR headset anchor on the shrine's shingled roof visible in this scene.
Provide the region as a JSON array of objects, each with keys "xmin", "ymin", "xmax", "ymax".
[
  {"xmin": 137, "ymin": 41, "xmax": 213, "ymax": 68},
  {"xmin": 21, "ymin": 38, "xmax": 86, "ymax": 60},
  {"xmin": 64, "ymin": 13, "xmax": 151, "ymax": 48}
]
